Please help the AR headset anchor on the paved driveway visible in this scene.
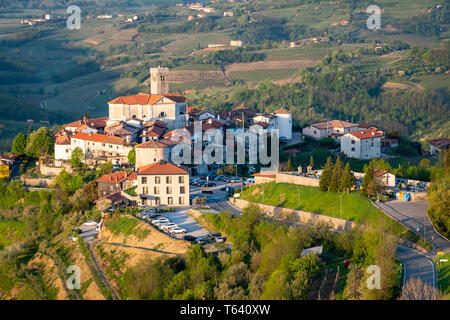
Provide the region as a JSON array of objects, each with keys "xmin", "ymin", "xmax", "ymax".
[
  {"xmin": 158, "ymin": 209, "xmax": 209, "ymax": 239},
  {"xmin": 79, "ymin": 224, "xmax": 99, "ymax": 243}
]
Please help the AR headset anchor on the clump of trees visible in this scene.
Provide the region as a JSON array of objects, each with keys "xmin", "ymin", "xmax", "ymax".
[
  {"xmin": 12, "ymin": 127, "xmax": 54, "ymax": 158},
  {"xmin": 319, "ymin": 157, "xmax": 355, "ymax": 193},
  {"xmin": 427, "ymin": 150, "xmax": 450, "ymax": 238},
  {"xmin": 121, "ymin": 205, "xmax": 402, "ymax": 300}
]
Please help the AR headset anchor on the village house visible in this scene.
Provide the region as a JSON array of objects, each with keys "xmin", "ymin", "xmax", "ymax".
[
  {"xmin": 428, "ymin": 138, "xmax": 450, "ymax": 156},
  {"xmin": 302, "ymin": 120, "xmax": 360, "ymax": 141},
  {"xmin": 340, "ymin": 128, "xmax": 385, "ymax": 159},
  {"xmin": 69, "ymin": 132, "xmax": 134, "ymax": 164},
  {"xmin": 96, "ymin": 171, "xmax": 137, "ymax": 198},
  {"xmin": 134, "ymin": 139, "xmax": 178, "ymax": 169},
  {"xmin": 137, "ymin": 160, "xmax": 190, "ymax": 207},
  {"xmin": 230, "ymin": 40, "xmax": 244, "ymax": 47}
]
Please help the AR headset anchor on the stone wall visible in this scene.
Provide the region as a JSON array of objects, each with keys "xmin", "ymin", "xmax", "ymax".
[
  {"xmin": 275, "ymin": 172, "xmax": 320, "ymax": 187},
  {"xmin": 39, "ymin": 164, "xmax": 71, "ymax": 177},
  {"xmin": 21, "ymin": 176, "xmax": 54, "ymax": 187},
  {"xmin": 230, "ymin": 198, "xmax": 356, "ymax": 232},
  {"xmin": 230, "ymin": 198, "xmax": 429, "ymax": 254}
]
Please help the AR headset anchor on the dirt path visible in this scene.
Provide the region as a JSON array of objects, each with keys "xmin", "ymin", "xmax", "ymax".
[{"xmin": 87, "ymin": 243, "xmax": 121, "ymax": 300}]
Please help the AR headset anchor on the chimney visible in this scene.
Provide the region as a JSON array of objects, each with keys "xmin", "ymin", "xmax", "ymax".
[{"xmin": 160, "ymin": 160, "xmax": 166, "ymax": 165}]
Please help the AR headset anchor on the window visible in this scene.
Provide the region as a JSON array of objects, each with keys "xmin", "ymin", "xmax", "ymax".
[
  {"xmin": 166, "ymin": 176, "xmax": 172, "ymax": 184},
  {"xmin": 109, "ymin": 145, "xmax": 113, "ymax": 148},
  {"xmin": 155, "ymin": 197, "xmax": 160, "ymax": 205},
  {"xmin": 180, "ymin": 186, "xmax": 185, "ymax": 194},
  {"xmin": 313, "ymin": 130, "xmax": 317, "ymax": 134},
  {"xmin": 351, "ymin": 148, "xmax": 355, "ymax": 152},
  {"xmin": 155, "ymin": 176, "xmax": 160, "ymax": 184},
  {"xmin": 160, "ymin": 112, "xmax": 167, "ymax": 118},
  {"xmin": 154, "ymin": 186, "xmax": 160, "ymax": 195},
  {"xmin": 143, "ymin": 187, "xmax": 148, "ymax": 194},
  {"xmin": 179, "ymin": 197, "xmax": 185, "ymax": 205},
  {"xmin": 168, "ymin": 197, "xmax": 173, "ymax": 205},
  {"xmin": 166, "ymin": 186, "xmax": 172, "ymax": 194},
  {"xmin": 141, "ymin": 177, "xmax": 147, "ymax": 184},
  {"xmin": 351, "ymin": 140, "xmax": 355, "ymax": 144},
  {"xmin": 179, "ymin": 176, "xmax": 184, "ymax": 184}
]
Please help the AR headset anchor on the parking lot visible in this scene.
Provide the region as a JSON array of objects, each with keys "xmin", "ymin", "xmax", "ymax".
[{"xmin": 157, "ymin": 209, "xmax": 210, "ymax": 239}]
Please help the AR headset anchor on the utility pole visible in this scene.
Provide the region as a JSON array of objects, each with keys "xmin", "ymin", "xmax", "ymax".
[{"xmin": 262, "ymin": 183, "xmax": 264, "ymax": 204}]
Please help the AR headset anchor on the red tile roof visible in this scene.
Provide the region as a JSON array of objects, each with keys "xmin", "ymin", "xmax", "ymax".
[
  {"xmin": 138, "ymin": 161, "xmax": 188, "ymax": 175},
  {"xmin": 55, "ymin": 135, "xmax": 71, "ymax": 145},
  {"xmin": 144, "ymin": 120, "xmax": 167, "ymax": 129},
  {"xmin": 71, "ymin": 132, "xmax": 126, "ymax": 145},
  {"xmin": 347, "ymin": 129, "xmax": 385, "ymax": 140},
  {"xmin": 96, "ymin": 171, "xmax": 137, "ymax": 183},
  {"xmin": 312, "ymin": 120, "xmax": 358, "ymax": 130},
  {"xmin": 252, "ymin": 122, "xmax": 270, "ymax": 129},
  {"xmin": 108, "ymin": 93, "xmax": 187, "ymax": 105},
  {"xmin": 273, "ymin": 107, "xmax": 291, "ymax": 115},
  {"xmin": 429, "ymin": 138, "xmax": 450, "ymax": 148},
  {"xmin": 253, "ymin": 171, "xmax": 276, "ymax": 178},
  {"xmin": 135, "ymin": 139, "xmax": 177, "ymax": 149}
]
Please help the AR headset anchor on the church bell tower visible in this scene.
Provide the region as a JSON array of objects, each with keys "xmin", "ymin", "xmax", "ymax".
[{"xmin": 150, "ymin": 67, "xmax": 169, "ymax": 95}]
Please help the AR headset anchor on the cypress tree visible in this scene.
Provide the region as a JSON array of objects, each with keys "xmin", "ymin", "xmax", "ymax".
[
  {"xmin": 329, "ymin": 157, "xmax": 343, "ymax": 192},
  {"xmin": 319, "ymin": 156, "xmax": 334, "ymax": 191}
]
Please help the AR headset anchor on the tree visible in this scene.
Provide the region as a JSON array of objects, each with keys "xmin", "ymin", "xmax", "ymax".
[
  {"xmin": 286, "ymin": 158, "xmax": 293, "ymax": 172},
  {"xmin": 128, "ymin": 147, "xmax": 136, "ymax": 166},
  {"xmin": 340, "ymin": 163, "xmax": 356, "ymax": 194},
  {"xmin": 401, "ymin": 278, "xmax": 439, "ymax": 300},
  {"xmin": 329, "ymin": 157, "xmax": 343, "ymax": 192},
  {"xmin": 12, "ymin": 132, "xmax": 27, "ymax": 155},
  {"xmin": 361, "ymin": 163, "xmax": 375, "ymax": 196},
  {"xmin": 319, "ymin": 157, "xmax": 334, "ymax": 192},
  {"xmin": 309, "ymin": 155, "xmax": 314, "ymax": 170},
  {"xmin": 71, "ymin": 147, "xmax": 84, "ymax": 169},
  {"xmin": 25, "ymin": 127, "xmax": 54, "ymax": 158}
]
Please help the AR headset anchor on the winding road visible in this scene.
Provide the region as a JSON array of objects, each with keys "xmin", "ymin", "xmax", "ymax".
[{"xmin": 207, "ymin": 194, "xmax": 448, "ymax": 295}]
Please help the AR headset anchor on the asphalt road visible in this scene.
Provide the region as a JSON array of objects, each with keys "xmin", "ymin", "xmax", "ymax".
[
  {"xmin": 376, "ymin": 200, "xmax": 450, "ymax": 256},
  {"xmin": 396, "ymin": 246, "xmax": 436, "ymax": 289}
]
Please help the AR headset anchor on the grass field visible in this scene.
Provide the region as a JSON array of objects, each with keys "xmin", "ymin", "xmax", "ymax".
[
  {"xmin": 105, "ymin": 215, "xmax": 150, "ymax": 241},
  {"xmin": 436, "ymin": 253, "xmax": 450, "ymax": 297},
  {"xmin": 0, "ymin": 220, "xmax": 26, "ymax": 249},
  {"xmin": 240, "ymin": 182, "xmax": 422, "ymax": 242},
  {"xmin": 228, "ymin": 69, "xmax": 300, "ymax": 83}
]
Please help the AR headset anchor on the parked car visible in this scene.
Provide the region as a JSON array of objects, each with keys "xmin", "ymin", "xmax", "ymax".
[
  {"xmin": 244, "ymin": 178, "xmax": 255, "ymax": 185},
  {"xmin": 83, "ymin": 221, "xmax": 98, "ymax": 226},
  {"xmin": 195, "ymin": 237, "xmax": 207, "ymax": 244},
  {"xmin": 170, "ymin": 227, "xmax": 187, "ymax": 234},
  {"xmin": 161, "ymin": 223, "xmax": 178, "ymax": 231},
  {"xmin": 207, "ymin": 232, "xmax": 221, "ymax": 240},
  {"xmin": 152, "ymin": 218, "xmax": 169, "ymax": 225},
  {"xmin": 149, "ymin": 214, "xmax": 161, "ymax": 220},
  {"xmin": 215, "ymin": 237, "xmax": 225, "ymax": 243},
  {"xmin": 203, "ymin": 182, "xmax": 216, "ymax": 188},
  {"xmin": 183, "ymin": 235, "xmax": 197, "ymax": 242},
  {"xmin": 229, "ymin": 178, "xmax": 243, "ymax": 183},
  {"xmin": 215, "ymin": 175, "xmax": 225, "ymax": 181}
]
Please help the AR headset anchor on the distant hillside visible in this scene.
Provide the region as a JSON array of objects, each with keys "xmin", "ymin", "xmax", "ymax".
[{"xmin": 0, "ymin": 0, "xmax": 181, "ymax": 10}]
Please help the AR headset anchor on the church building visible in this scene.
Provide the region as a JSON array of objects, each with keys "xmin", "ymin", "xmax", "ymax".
[{"xmin": 107, "ymin": 67, "xmax": 188, "ymax": 130}]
